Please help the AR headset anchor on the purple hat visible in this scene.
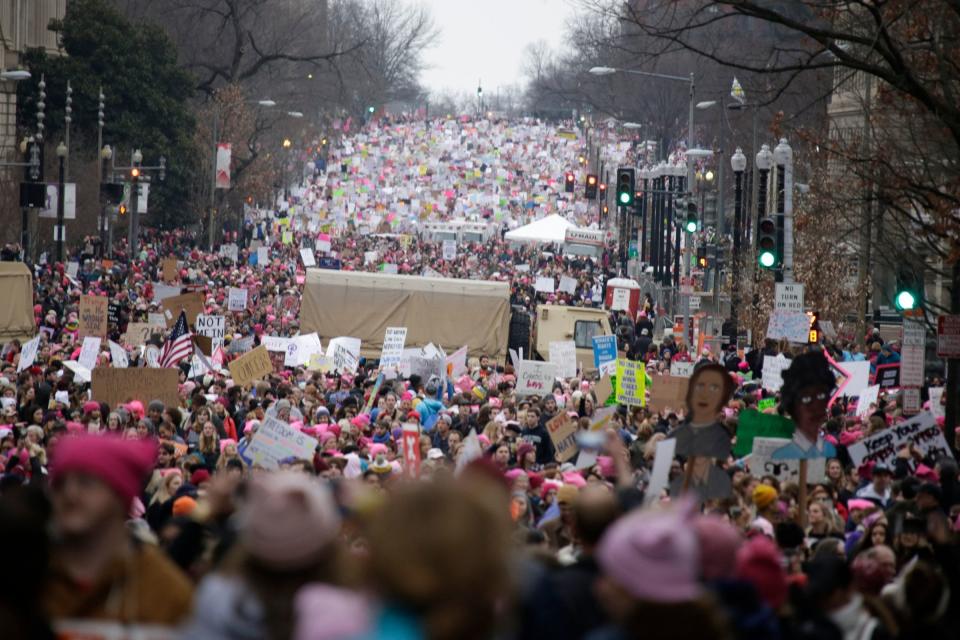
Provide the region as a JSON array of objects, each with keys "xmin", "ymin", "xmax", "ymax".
[{"xmin": 597, "ymin": 499, "xmax": 701, "ymax": 602}]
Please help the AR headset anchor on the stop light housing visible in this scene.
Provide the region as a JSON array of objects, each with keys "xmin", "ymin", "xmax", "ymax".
[
  {"xmin": 585, "ymin": 174, "xmax": 598, "ymax": 199},
  {"xmin": 685, "ymin": 202, "xmax": 698, "ymax": 233},
  {"xmin": 757, "ymin": 216, "xmax": 777, "ymax": 268},
  {"xmin": 598, "ymin": 183, "xmax": 606, "ymax": 200},
  {"xmin": 894, "ymin": 268, "xmax": 921, "ymax": 311},
  {"xmin": 100, "ymin": 182, "xmax": 125, "ymax": 205},
  {"xmin": 118, "ymin": 204, "xmax": 128, "ymax": 216},
  {"xmin": 564, "ymin": 172, "xmax": 575, "ymax": 193},
  {"xmin": 697, "ymin": 246, "xmax": 707, "ymax": 268},
  {"xmin": 130, "ymin": 167, "xmax": 140, "ymax": 179},
  {"xmin": 615, "ymin": 168, "xmax": 635, "ymax": 206},
  {"xmin": 808, "ymin": 312, "xmax": 821, "ymax": 344}
]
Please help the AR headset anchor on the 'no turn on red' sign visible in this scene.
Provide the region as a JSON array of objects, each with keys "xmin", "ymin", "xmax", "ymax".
[{"xmin": 937, "ymin": 315, "xmax": 960, "ymax": 358}]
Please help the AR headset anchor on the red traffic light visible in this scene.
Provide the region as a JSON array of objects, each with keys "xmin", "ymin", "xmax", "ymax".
[
  {"xmin": 599, "ymin": 183, "xmax": 606, "ymax": 192},
  {"xmin": 565, "ymin": 173, "xmax": 575, "ymax": 183}
]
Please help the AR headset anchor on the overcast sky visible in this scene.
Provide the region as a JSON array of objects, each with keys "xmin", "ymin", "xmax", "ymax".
[{"xmin": 419, "ymin": 0, "xmax": 576, "ymax": 97}]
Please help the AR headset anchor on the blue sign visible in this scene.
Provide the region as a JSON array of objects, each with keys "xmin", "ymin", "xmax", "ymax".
[
  {"xmin": 592, "ymin": 335, "xmax": 618, "ymax": 370},
  {"xmin": 317, "ymin": 257, "xmax": 342, "ymax": 270}
]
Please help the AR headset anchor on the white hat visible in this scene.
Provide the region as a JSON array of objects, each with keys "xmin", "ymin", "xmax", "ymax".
[{"xmin": 427, "ymin": 448, "xmax": 445, "ymax": 460}]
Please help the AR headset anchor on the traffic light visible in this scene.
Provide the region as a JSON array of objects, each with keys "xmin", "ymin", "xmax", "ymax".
[
  {"xmin": 564, "ymin": 172, "xmax": 575, "ymax": 193},
  {"xmin": 585, "ymin": 174, "xmax": 598, "ymax": 199},
  {"xmin": 615, "ymin": 167, "xmax": 635, "ymax": 206},
  {"xmin": 100, "ymin": 182, "xmax": 124, "ymax": 205},
  {"xmin": 685, "ymin": 202, "xmax": 698, "ymax": 233},
  {"xmin": 894, "ymin": 268, "xmax": 921, "ymax": 311},
  {"xmin": 578, "ymin": 154, "xmax": 586, "ymax": 165},
  {"xmin": 130, "ymin": 167, "xmax": 140, "ymax": 179},
  {"xmin": 118, "ymin": 204, "xmax": 128, "ymax": 216},
  {"xmin": 808, "ymin": 311, "xmax": 821, "ymax": 344},
  {"xmin": 757, "ymin": 216, "xmax": 777, "ymax": 269},
  {"xmin": 697, "ymin": 246, "xmax": 707, "ymax": 268},
  {"xmin": 598, "ymin": 183, "xmax": 606, "ymax": 201}
]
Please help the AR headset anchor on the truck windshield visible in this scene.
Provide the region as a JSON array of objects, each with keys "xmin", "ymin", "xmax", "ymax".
[{"xmin": 574, "ymin": 320, "xmax": 604, "ymax": 349}]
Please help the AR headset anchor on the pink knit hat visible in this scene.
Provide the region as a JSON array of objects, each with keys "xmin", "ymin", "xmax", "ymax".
[
  {"xmin": 597, "ymin": 499, "xmax": 701, "ymax": 603},
  {"xmin": 735, "ymin": 536, "xmax": 788, "ymax": 610},
  {"xmin": 693, "ymin": 515, "xmax": 743, "ymax": 581},
  {"xmin": 50, "ymin": 435, "xmax": 157, "ymax": 506}
]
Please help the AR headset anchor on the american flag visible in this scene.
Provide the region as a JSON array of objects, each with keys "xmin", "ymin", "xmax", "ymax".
[{"xmin": 158, "ymin": 311, "xmax": 193, "ymax": 368}]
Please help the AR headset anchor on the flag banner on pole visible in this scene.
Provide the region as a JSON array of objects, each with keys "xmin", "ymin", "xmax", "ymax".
[{"xmin": 159, "ymin": 311, "xmax": 193, "ymax": 368}]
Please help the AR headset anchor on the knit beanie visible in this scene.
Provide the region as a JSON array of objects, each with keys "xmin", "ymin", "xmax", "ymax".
[{"xmin": 752, "ymin": 484, "xmax": 778, "ymax": 510}]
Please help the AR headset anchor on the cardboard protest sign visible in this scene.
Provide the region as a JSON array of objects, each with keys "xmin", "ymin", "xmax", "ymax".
[
  {"xmin": 79, "ymin": 295, "xmax": 109, "ymax": 338},
  {"xmin": 91, "ymin": 367, "xmax": 179, "ymax": 410},
  {"xmin": 648, "ymin": 375, "xmax": 688, "ymax": 414},
  {"xmin": 615, "ymin": 359, "xmax": 645, "ymax": 406},
  {"xmin": 592, "ymin": 335, "xmax": 618, "ymax": 376},
  {"xmin": 761, "ymin": 354, "xmax": 790, "ymax": 392},
  {"xmin": 733, "ymin": 409, "xmax": 796, "ymax": 458},
  {"xmin": 122, "ymin": 322, "xmax": 163, "ymax": 346},
  {"xmin": 228, "ymin": 345, "xmax": 274, "ymax": 386},
  {"xmin": 152, "ymin": 283, "xmax": 181, "ymax": 303},
  {"xmin": 749, "ymin": 437, "xmax": 825, "ymax": 485},
  {"xmin": 245, "ymin": 415, "xmax": 319, "ymax": 469},
  {"xmin": 847, "ymin": 412, "xmax": 953, "ymax": 471},
  {"xmin": 516, "ymin": 360, "xmax": 558, "ymax": 396},
  {"xmin": 161, "ymin": 292, "xmax": 204, "ymax": 328},
  {"xmin": 670, "ymin": 364, "xmax": 734, "ymax": 459},
  {"xmin": 228, "ymin": 287, "xmax": 248, "ymax": 312},
  {"xmin": 549, "ymin": 340, "xmax": 577, "ymax": 379},
  {"xmin": 594, "ymin": 374, "xmax": 614, "ymax": 406},
  {"xmin": 380, "ymin": 327, "xmax": 407, "ymax": 369},
  {"xmin": 17, "ymin": 336, "xmax": 40, "ymax": 373},
  {"xmin": 78, "ymin": 337, "xmax": 101, "ymax": 371},
  {"xmin": 194, "ymin": 314, "xmax": 226, "ymax": 351},
  {"xmin": 192, "ymin": 335, "xmax": 213, "ymax": 357},
  {"xmin": 669, "ymin": 361, "xmax": 694, "ymax": 378},
  {"xmin": 162, "ymin": 257, "xmax": 178, "ymax": 282},
  {"xmin": 546, "ymin": 412, "xmax": 578, "ymax": 463}
]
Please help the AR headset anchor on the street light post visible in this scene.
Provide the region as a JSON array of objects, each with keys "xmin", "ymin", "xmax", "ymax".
[
  {"xmin": 55, "ymin": 141, "xmax": 67, "ymax": 262},
  {"xmin": 100, "ymin": 144, "xmax": 113, "ymax": 256},
  {"xmin": 129, "ymin": 149, "xmax": 142, "ymax": 254},
  {"xmin": 730, "ymin": 147, "xmax": 747, "ymax": 344},
  {"xmin": 774, "ymin": 138, "xmax": 794, "ymax": 283}
]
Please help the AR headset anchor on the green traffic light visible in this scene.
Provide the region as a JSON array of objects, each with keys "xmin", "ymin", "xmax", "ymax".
[
  {"xmin": 758, "ymin": 251, "xmax": 776, "ymax": 268},
  {"xmin": 367, "ymin": 106, "xmax": 375, "ymax": 113},
  {"xmin": 895, "ymin": 290, "xmax": 917, "ymax": 311},
  {"xmin": 685, "ymin": 220, "xmax": 697, "ymax": 233},
  {"xmin": 619, "ymin": 192, "xmax": 630, "ymax": 205}
]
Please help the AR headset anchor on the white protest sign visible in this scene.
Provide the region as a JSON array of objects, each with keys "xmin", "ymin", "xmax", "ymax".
[
  {"xmin": 327, "ymin": 337, "xmax": 361, "ymax": 374},
  {"xmin": 245, "ymin": 415, "xmax": 319, "ymax": 470},
  {"xmin": 285, "ymin": 333, "xmax": 323, "ymax": 367},
  {"xmin": 900, "ymin": 319, "xmax": 926, "ymax": 387},
  {"xmin": 228, "ymin": 335, "xmax": 255, "ymax": 355},
  {"xmin": 847, "ymin": 412, "xmax": 953, "ymax": 471},
  {"xmin": 669, "ymin": 361, "xmax": 694, "ymax": 378},
  {"xmin": 300, "ymin": 248, "xmax": 317, "ymax": 268},
  {"xmin": 364, "ymin": 251, "xmax": 378, "ymax": 265},
  {"xmin": 442, "ymin": 240, "xmax": 457, "ymax": 260},
  {"xmin": 856, "ymin": 384, "xmax": 880, "ymax": 419},
  {"xmin": 611, "ymin": 288, "xmax": 631, "ymax": 312},
  {"xmin": 316, "ymin": 236, "xmax": 332, "ymax": 253},
  {"xmin": 841, "ymin": 361, "xmax": 872, "ymax": 397},
  {"xmin": 761, "ymin": 354, "xmax": 791, "ymax": 392},
  {"xmin": 549, "ymin": 340, "xmax": 577, "ymax": 379},
  {"xmin": 558, "ymin": 275, "xmax": 577, "ymax": 294},
  {"xmin": 750, "ymin": 437, "xmax": 825, "ymax": 485},
  {"xmin": 108, "ymin": 341, "xmax": 129, "ymax": 369},
  {"xmin": 17, "ymin": 336, "xmax": 40, "ymax": 373},
  {"xmin": 219, "ymin": 243, "xmax": 239, "ymax": 263},
  {"xmin": 534, "ymin": 276, "xmax": 555, "ymax": 294},
  {"xmin": 929, "ymin": 387, "xmax": 945, "ymax": 420},
  {"xmin": 380, "ymin": 327, "xmax": 407, "ymax": 369},
  {"xmin": 445, "ymin": 345, "xmax": 469, "ymax": 378},
  {"xmin": 78, "ymin": 337, "xmax": 102, "ymax": 371},
  {"xmin": 194, "ymin": 315, "xmax": 226, "ymax": 351},
  {"xmin": 774, "ymin": 283, "xmax": 805, "ymax": 313},
  {"xmin": 228, "ymin": 287, "xmax": 248, "ymax": 312},
  {"xmin": 261, "ymin": 336, "xmax": 291, "ymax": 352},
  {"xmin": 257, "ymin": 247, "xmax": 270, "ymax": 266},
  {"xmin": 66, "ymin": 261, "xmax": 80, "ymax": 278},
  {"xmin": 516, "ymin": 360, "xmax": 558, "ymax": 396},
  {"xmin": 766, "ymin": 310, "xmax": 810, "ymax": 343},
  {"xmin": 148, "ymin": 313, "xmax": 166, "ymax": 327},
  {"xmin": 644, "ymin": 438, "xmax": 677, "ymax": 506},
  {"xmin": 152, "ymin": 284, "xmax": 181, "ymax": 303}
]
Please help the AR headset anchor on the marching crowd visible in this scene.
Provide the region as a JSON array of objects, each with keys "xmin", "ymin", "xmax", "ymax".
[{"xmin": 0, "ymin": 114, "xmax": 958, "ymax": 640}]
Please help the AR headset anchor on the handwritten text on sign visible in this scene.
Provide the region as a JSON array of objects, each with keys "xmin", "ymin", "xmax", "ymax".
[
  {"xmin": 246, "ymin": 416, "xmax": 318, "ymax": 469},
  {"xmin": 516, "ymin": 360, "xmax": 558, "ymax": 396},
  {"xmin": 847, "ymin": 412, "xmax": 953, "ymax": 471},
  {"xmin": 546, "ymin": 412, "xmax": 578, "ymax": 463}
]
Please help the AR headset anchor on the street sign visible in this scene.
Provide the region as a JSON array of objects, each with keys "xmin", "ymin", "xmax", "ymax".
[
  {"xmin": 900, "ymin": 319, "xmax": 926, "ymax": 387},
  {"xmin": 937, "ymin": 315, "xmax": 960, "ymax": 358},
  {"xmin": 689, "ymin": 295, "xmax": 701, "ymax": 311},
  {"xmin": 774, "ymin": 283, "xmax": 804, "ymax": 313}
]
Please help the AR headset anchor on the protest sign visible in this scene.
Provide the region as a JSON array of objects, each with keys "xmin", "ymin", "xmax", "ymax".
[
  {"xmin": 516, "ymin": 360, "xmax": 558, "ymax": 396},
  {"xmin": 327, "ymin": 337, "xmax": 361, "ymax": 374},
  {"xmin": 750, "ymin": 437, "xmax": 825, "ymax": 485},
  {"xmin": 107, "ymin": 303, "xmax": 121, "ymax": 329},
  {"xmin": 766, "ymin": 310, "xmax": 810, "ymax": 343},
  {"xmin": 257, "ymin": 247, "xmax": 270, "ymax": 266},
  {"xmin": 611, "ymin": 288, "xmax": 630, "ymax": 312},
  {"xmin": 261, "ymin": 336, "xmax": 291, "ymax": 352},
  {"xmin": 380, "ymin": 327, "xmax": 408, "ymax": 369},
  {"xmin": 78, "ymin": 337, "xmax": 101, "ymax": 371},
  {"xmin": 228, "ymin": 345, "xmax": 273, "ymax": 386},
  {"xmin": 647, "ymin": 375, "xmax": 688, "ymax": 414},
  {"xmin": 592, "ymin": 335, "xmax": 618, "ymax": 376},
  {"xmin": 548, "ymin": 340, "xmax": 577, "ymax": 379},
  {"xmin": 929, "ymin": 387, "xmax": 945, "ymax": 420},
  {"xmin": 534, "ymin": 276, "xmax": 555, "ymax": 294},
  {"xmin": 285, "ymin": 333, "xmax": 323, "ymax": 367},
  {"xmin": 122, "ymin": 322, "xmax": 162, "ymax": 346},
  {"xmin": 300, "ymin": 248, "xmax": 316, "ymax": 268},
  {"xmin": 219, "ymin": 243, "xmax": 239, "ymax": 263},
  {"xmin": 245, "ymin": 415, "xmax": 319, "ymax": 469},
  {"xmin": 162, "ymin": 257, "xmax": 178, "ymax": 282},
  {"xmin": 152, "ymin": 284, "xmax": 181, "ymax": 303},
  {"xmin": 733, "ymin": 409, "xmax": 796, "ymax": 458},
  {"xmin": 79, "ymin": 295, "xmax": 109, "ymax": 338},
  {"xmin": 900, "ymin": 320, "xmax": 926, "ymax": 387},
  {"xmin": 401, "ymin": 423, "xmax": 422, "ymax": 478},
  {"xmin": 445, "ymin": 345, "xmax": 469, "ymax": 378},
  {"xmin": 17, "ymin": 336, "xmax": 40, "ymax": 373},
  {"xmin": 91, "ymin": 368, "xmax": 179, "ymax": 410},
  {"xmin": 669, "ymin": 361, "xmax": 694, "ymax": 378},
  {"xmin": 856, "ymin": 384, "xmax": 880, "ymax": 419},
  {"xmin": 316, "ymin": 234, "xmax": 332, "ymax": 253},
  {"xmin": 194, "ymin": 315, "xmax": 226, "ymax": 351},
  {"xmin": 840, "ymin": 361, "xmax": 872, "ymax": 398},
  {"xmin": 902, "ymin": 388, "xmax": 921, "ymax": 416},
  {"xmin": 558, "ymin": 275, "xmax": 577, "ymax": 294},
  {"xmin": 546, "ymin": 412, "xmax": 578, "ymax": 463},
  {"xmin": 758, "ymin": 397, "xmax": 776, "ymax": 412},
  {"xmin": 761, "ymin": 354, "xmax": 791, "ymax": 392},
  {"xmin": 228, "ymin": 335, "xmax": 255, "ymax": 355},
  {"xmin": 644, "ymin": 438, "xmax": 677, "ymax": 506},
  {"xmin": 108, "ymin": 341, "xmax": 129, "ymax": 368},
  {"xmin": 66, "ymin": 261, "xmax": 79, "ymax": 278},
  {"xmin": 615, "ymin": 359, "xmax": 645, "ymax": 406},
  {"xmin": 228, "ymin": 287, "xmax": 248, "ymax": 312},
  {"xmin": 442, "ymin": 240, "xmax": 457, "ymax": 260},
  {"xmin": 847, "ymin": 412, "xmax": 953, "ymax": 471},
  {"xmin": 874, "ymin": 363, "xmax": 901, "ymax": 389},
  {"xmin": 161, "ymin": 292, "xmax": 204, "ymax": 328}
]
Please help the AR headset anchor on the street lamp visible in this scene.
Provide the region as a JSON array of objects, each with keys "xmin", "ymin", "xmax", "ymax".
[
  {"xmin": 588, "ymin": 66, "xmax": 616, "ymax": 76},
  {"xmin": 55, "ymin": 141, "xmax": 67, "ymax": 262},
  {"xmin": 0, "ymin": 69, "xmax": 31, "ymax": 81},
  {"xmin": 258, "ymin": 100, "xmax": 277, "ymax": 107}
]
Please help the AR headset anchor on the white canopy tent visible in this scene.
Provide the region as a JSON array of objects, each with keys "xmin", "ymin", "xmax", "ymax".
[{"xmin": 504, "ymin": 214, "xmax": 575, "ymax": 244}]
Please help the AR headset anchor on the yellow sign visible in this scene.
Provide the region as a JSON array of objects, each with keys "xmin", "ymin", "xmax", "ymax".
[
  {"xmin": 228, "ymin": 345, "xmax": 274, "ymax": 386},
  {"xmin": 615, "ymin": 359, "xmax": 646, "ymax": 407}
]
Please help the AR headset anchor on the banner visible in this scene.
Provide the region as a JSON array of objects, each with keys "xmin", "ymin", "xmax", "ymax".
[
  {"xmin": 847, "ymin": 412, "xmax": 953, "ymax": 471},
  {"xmin": 245, "ymin": 415, "xmax": 318, "ymax": 469},
  {"xmin": 215, "ymin": 143, "xmax": 232, "ymax": 189}
]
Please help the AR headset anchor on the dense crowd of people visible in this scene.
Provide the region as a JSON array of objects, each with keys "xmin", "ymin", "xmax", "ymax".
[{"xmin": 0, "ymin": 115, "xmax": 957, "ymax": 640}]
